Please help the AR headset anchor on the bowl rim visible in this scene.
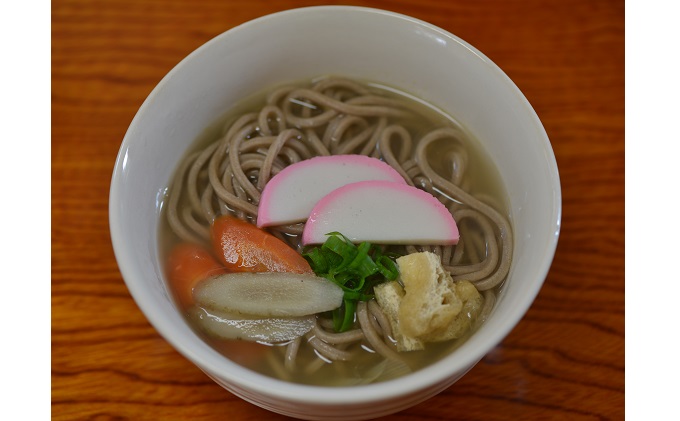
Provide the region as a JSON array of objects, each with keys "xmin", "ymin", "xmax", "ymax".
[{"xmin": 109, "ymin": 4, "xmax": 562, "ymax": 406}]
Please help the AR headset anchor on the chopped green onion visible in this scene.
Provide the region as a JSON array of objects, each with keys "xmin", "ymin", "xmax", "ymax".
[
  {"xmin": 333, "ymin": 298, "xmax": 357, "ymax": 333},
  {"xmin": 376, "ymin": 255, "xmax": 399, "ymax": 280},
  {"xmin": 303, "ymin": 247, "xmax": 329, "ymax": 273},
  {"xmin": 302, "ymin": 232, "xmax": 401, "ymax": 332}
]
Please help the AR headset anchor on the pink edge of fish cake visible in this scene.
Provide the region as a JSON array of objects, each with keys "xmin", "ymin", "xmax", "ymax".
[
  {"xmin": 301, "ymin": 180, "xmax": 460, "ymax": 245},
  {"xmin": 257, "ymin": 155, "xmax": 406, "ymax": 227}
]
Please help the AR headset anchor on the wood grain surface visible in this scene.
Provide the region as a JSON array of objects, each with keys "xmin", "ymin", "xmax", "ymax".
[{"xmin": 52, "ymin": 0, "xmax": 624, "ymax": 419}]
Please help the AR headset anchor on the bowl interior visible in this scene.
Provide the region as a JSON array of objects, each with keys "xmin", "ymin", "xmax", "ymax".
[{"xmin": 109, "ymin": 5, "xmax": 561, "ymax": 416}]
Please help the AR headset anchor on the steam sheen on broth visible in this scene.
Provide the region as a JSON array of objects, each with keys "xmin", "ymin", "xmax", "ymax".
[{"xmin": 159, "ymin": 76, "xmax": 512, "ymax": 386}]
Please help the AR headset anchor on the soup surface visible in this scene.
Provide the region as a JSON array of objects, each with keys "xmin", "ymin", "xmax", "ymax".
[{"xmin": 159, "ymin": 76, "xmax": 512, "ymax": 386}]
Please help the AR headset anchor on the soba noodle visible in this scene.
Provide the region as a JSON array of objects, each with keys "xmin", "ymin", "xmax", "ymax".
[{"xmin": 164, "ymin": 76, "xmax": 512, "ymax": 383}]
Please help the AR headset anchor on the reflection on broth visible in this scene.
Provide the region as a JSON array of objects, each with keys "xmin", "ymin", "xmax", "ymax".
[{"xmin": 159, "ymin": 76, "xmax": 512, "ymax": 386}]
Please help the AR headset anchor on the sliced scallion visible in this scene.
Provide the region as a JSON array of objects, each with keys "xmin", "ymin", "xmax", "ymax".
[{"xmin": 302, "ymin": 232, "xmax": 400, "ymax": 332}]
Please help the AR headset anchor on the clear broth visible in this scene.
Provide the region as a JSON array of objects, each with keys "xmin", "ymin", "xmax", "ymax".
[{"xmin": 158, "ymin": 77, "xmax": 510, "ymax": 386}]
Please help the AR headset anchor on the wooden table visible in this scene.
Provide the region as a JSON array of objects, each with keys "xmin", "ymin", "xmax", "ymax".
[{"xmin": 52, "ymin": 1, "xmax": 624, "ymax": 419}]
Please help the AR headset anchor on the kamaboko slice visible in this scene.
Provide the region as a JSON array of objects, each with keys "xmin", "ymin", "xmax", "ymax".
[
  {"xmin": 257, "ymin": 155, "xmax": 406, "ymax": 227},
  {"xmin": 302, "ymin": 180, "xmax": 459, "ymax": 245}
]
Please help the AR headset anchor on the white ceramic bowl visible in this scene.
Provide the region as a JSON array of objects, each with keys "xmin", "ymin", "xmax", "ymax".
[{"xmin": 109, "ymin": 6, "xmax": 561, "ymax": 420}]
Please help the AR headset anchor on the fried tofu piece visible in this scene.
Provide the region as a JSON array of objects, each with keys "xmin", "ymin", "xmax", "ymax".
[
  {"xmin": 374, "ymin": 281, "xmax": 425, "ymax": 351},
  {"xmin": 418, "ymin": 280, "xmax": 483, "ymax": 342},
  {"xmin": 374, "ymin": 252, "xmax": 483, "ymax": 351}
]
